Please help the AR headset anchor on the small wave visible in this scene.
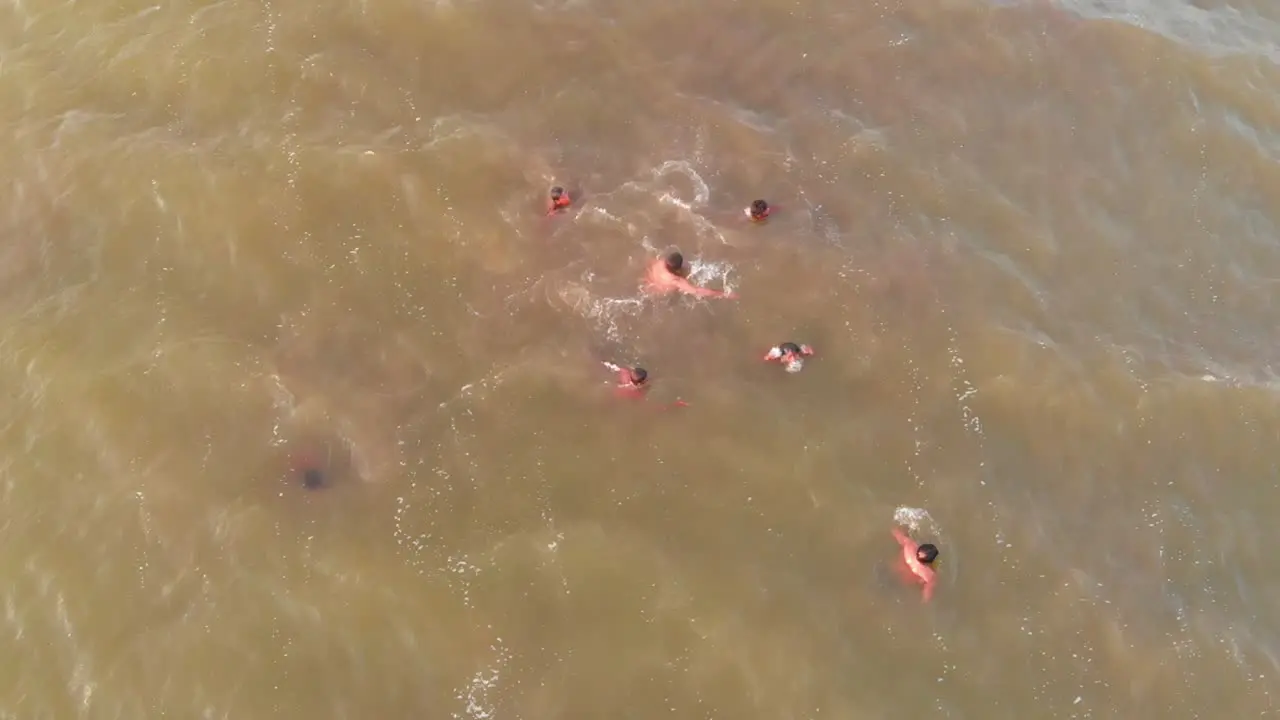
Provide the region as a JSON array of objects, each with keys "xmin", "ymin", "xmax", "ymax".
[
  {"xmin": 553, "ymin": 282, "xmax": 646, "ymax": 342},
  {"xmin": 651, "ymin": 159, "xmax": 711, "ymax": 208},
  {"xmin": 1193, "ymin": 365, "xmax": 1280, "ymax": 393},
  {"xmin": 1056, "ymin": 0, "xmax": 1280, "ymax": 64},
  {"xmin": 691, "ymin": 96, "xmax": 781, "ymax": 135},
  {"xmin": 582, "ymin": 160, "xmax": 730, "ymax": 245}
]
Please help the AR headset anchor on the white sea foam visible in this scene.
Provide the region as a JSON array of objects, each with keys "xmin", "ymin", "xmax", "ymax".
[
  {"xmin": 554, "ymin": 283, "xmax": 646, "ymax": 342},
  {"xmin": 651, "ymin": 160, "xmax": 710, "ymax": 208},
  {"xmin": 452, "ymin": 639, "xmax": 512, "ymax": 720},
  {"xmin": 893, "ymin": 506, "xmax": 938, "ymax": 534},
  {"xmin": 686, "ymin": 258, "xmax": 735, "ymax": 295}
]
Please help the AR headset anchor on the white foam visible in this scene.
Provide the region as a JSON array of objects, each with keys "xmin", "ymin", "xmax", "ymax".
[
  {"xmin": 894, "ymin": 506, "xmax": 938, "ymax": 534},
  {"xmin": 651, "ymin": 160, "xmax": 711, "ymax": 208},
  {"xmin": 904, "ymin": 356, "xmax": 926, "ymax": 487},
  {"xmin": 686, "ymin": 258, "xmax": 735, "ymax": 295},
  {"xmin": 554, "ymin": 282, "xmax": 646, "ymax": 342},
  {"xmin": 446, "ymin": 554, "xmax": 483, "ymax": 609},
  {"xmin": 452, "ymin": 639, "xmax": 512, "ymax": 720},
  {"xmin": 262, "ymin": 1, "xmax": 277, "ymax": 54}
]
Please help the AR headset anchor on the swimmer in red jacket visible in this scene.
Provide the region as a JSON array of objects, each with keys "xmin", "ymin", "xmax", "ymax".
[
  {"xmin": 763, "ymin": 342, "xmax": 814, "ymax": 373},
  {"xmin": 602, "ymin": 362, "xmax": 688, "ymax": 406},
  {"xmin": 612, "ymin": 364, "xmax": 649, "ymax": 398},
  {"xmin": 546, "ymin": 186, "xmax": 571, "ymax": 215},
  {"xmin": 745, "ymin": 199, "xmax": 772, "ymax": 223}
]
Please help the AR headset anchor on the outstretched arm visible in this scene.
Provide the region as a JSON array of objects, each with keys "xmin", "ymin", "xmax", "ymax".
[
  {"xmin": 892, "ymin": 527, "xmax": 912, "ymax": 547},
  {"xmin": 671, "ymin": 276, "xmax": 722, "ymax": 297},
  {"xmin": 689, "ymin": 283, "xmax": 734, "ymax": 299}
]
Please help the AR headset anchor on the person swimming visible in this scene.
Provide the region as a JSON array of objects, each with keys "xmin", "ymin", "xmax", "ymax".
[
  {"xmin": 602, "ymin": 361, "xmax": 647, "ymax": 391},
  {"xmin": 892, "ymin": 527, "xmax": 938, "ymax": 602},
  {"xmin": 621, "ymin": 366, "xmax": 647, "ymax": 386},
  {"xmin": 600, "ymin": 361, "xmax": 689, "ymax": 406},
  {"xmin": 547, "ymin": 186, "xmax": 571, "ymax": 215},
  {"xmin": 763, "ymin": 342, "xmax": 814, "ymax": 373},
  {"xmin": 745, "ymin": 199, "xmax": 772, "ymax": 222},
  {"xmin": 644, "ymin": 252, "xmax": 735, "ymax": 299},
  {"xmin": 616, "ymin": 365, "xmax": 648, "ymax": 397}
]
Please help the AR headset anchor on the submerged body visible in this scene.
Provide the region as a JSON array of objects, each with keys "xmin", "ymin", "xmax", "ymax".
[{"xmin": 763, "ymin": 342, "xmax": 814, "ymax": 373}]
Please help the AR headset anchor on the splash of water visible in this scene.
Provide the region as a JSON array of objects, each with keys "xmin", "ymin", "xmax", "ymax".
[
  {"xmin": 452, "ymin": 639, "xmax": 512, "ymax": 720},
  {"xmin": 686, "ymin": 258, "xmax": 735, "ymax": 295},
  {"xmin": 555, "ymin": 283, "xmax": 647, "ymax": 342},
  {"xmin": 893, "ymin": 506, "xmax": 939, "ymax": 534}
]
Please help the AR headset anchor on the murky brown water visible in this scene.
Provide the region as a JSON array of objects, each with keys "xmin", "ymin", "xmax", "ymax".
[{"xmin": 3, "ymin": 0, "xmax": 1280, "ymax": 717}]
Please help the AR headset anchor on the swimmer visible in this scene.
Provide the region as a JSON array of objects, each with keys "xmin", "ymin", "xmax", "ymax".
[
  {"xmin": 763, "ymin": 342, "xmax": 814, "ymax": 373},
  {"xmin": 546, "ymin": 186, "xmax": 571, "ymax": 215},
  {"xmin": 605, "ymin": 363, "xmax": 649, "ymax": 398},
  {"xmin": 745, "ymin": 199, "xmax": 772, "ymax": 222},
  {"xmin": 644, "ymin": 252, "xmax": 735, "ymax": 299},
  {"xmin": 892, "ymin": 527, "xmax": 938, "ymax": 602},
  {"xmin": 602, "ymin": 361, "xmax": 687, "ymax": 406}
]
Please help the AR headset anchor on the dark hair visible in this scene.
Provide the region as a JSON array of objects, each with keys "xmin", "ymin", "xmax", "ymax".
[
  {"xmin": 750, "ymin": 199, "xmax": 769, "ymax": 216},
  {"xmin": 302, "ymin": 468, "xmax": 325, "ymax": 490},
  {"xmin": 550, "ymin": 186, "xmax": 565, "ymax": 198},
  {"xmin": 779, "ymin": 342, "xmax": 802, "ymax": 354},
  {"xmin": 631, "ymin": 367, "xmax": 648, "ymax": 384},
  {"xmin": 665, "ymin": 252, "xmax": 684, "ymax": 272},
  {"xmin": 917, "ymin": 544, "xmax": 938, "ymax": 564}
]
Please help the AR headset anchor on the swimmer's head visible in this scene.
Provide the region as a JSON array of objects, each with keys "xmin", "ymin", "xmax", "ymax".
[
  {"xmin": 664, "ymin": 252, "xmax": 684, "ymax": 273},
  {"xmin": 749, "ymin": 199, "xmax": 770, "ymax": 220},
  {"xmin": 302, "ymin": 468, "xmax": 325, "ymax": 490},
  {"xmin": 779, "ymin": 342, "xmax": 803, "ymax": 356},
  {"xmin": 629, "ymin": 367, "xmax": 648, "ymax": 385},
  {"xmin": 917, "ymin": 544, "xmax": 938, "ymax": 565},
  {"xmin": 550, "ymin": 186, "xmax": 565, "ymax": 200}
]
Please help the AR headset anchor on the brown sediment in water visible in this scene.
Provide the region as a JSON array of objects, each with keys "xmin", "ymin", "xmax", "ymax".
[{"xmin": 3, "ymin": 0, "xmax": 1280, "ymax": 717}]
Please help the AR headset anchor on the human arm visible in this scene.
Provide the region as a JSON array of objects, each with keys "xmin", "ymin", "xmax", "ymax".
[
  {"xmin": 692, "ymin": 284, "xmax": 736, "ymax": 299},
  {"xmin": 675, "ymin": 277, "xmax": 731, "ymax": 298}
]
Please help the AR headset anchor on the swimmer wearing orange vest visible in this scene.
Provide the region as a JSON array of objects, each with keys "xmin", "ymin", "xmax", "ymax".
[
  {"xmin": 745, "ymin": 199, "xmax": 773, "ymax": 223},
  {"xmin": 644, "ymin": 252, "xmax": 735, "ymax": 299},
  {"xmin": 892, "ymin": 527, "xmax": 939, "ymax": 602},
  {"xmin": 763, "ymin": 342, "xmax": 814, "ymax": 373},
  {"xmin": 601, "ymin": 362, "xmax": 687, "ymax": 407},
  {"xmin": 606, "ymin": 363, "xmax": 649, "ymax": 398},
  {"xmin": 546, "ymin": 186, "xmax": 572, "ymax": 215}
]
